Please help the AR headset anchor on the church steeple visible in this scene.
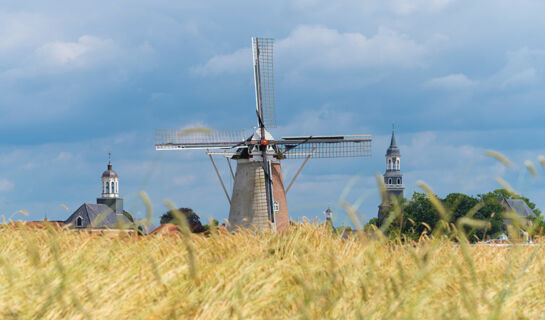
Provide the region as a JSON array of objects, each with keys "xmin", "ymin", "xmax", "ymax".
[
  {"xmin": 101, "ymin": 150, "xmax": 119, "ymax": 199},
  {"xmin": 383, "ymin": 126, "xmax": 403, "ymax": 187},
  {"xmin": 378, "ymin": 124, "xmax": 405, "ymax": 221},
  {"xmin": 384, "ymin": 128, "xmax": 401, "ymax": 172},
  {"xmin": 389, "ymin": 129, "xmax": 397, "ymax": 148},
  {"xmin": 97, "ymin": 150, "xmax": 124, "ymax": 216},
  {"xmin": 386, "ymin": 126, "xmax": 400, "ymax": 163},
  {"xmin": 390, "ymin": 122, "xmax": 397, "ymax": 146}
]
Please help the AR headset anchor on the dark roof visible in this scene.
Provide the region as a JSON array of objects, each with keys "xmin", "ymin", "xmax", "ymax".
[
  {"xmin": 386, "ymin": 130, "xmax": 400, "ymax": 157},
  {"xmin": 102, "ymin": 164, "xmax": 118, "ymax": 178},
  {"xmin": 65, "ymin": 203, "xmax": 131, "ymax": 228},
  {"xmin": 502, "ymin": 199, "xmax": 536, "ymax": 218},
  {"xmin": 384, "ymin": 170, "xmax": 403, "ymax": 178}
]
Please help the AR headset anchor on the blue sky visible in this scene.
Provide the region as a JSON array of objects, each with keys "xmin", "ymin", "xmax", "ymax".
[{"xmin": 2, "ymin": 0, "xmax": 545, "ymax": 227}]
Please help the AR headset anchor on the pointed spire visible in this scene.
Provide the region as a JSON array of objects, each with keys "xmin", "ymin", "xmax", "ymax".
[
  {"xmin": 390, "ymin": 123, "xmax": 397, "ymax": 147},
  {"xmin": 107, "ymin": 149, "xmax": 112, "ymax": 170},
  {"xmin": 385, "ymin": 122, "xmax": 400, "ymax": 157}
]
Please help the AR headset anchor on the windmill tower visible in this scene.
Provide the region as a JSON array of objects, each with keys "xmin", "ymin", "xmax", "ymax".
[{"xmin": 155, "ymin": 38, "xmax": 372, "ymax": 232}]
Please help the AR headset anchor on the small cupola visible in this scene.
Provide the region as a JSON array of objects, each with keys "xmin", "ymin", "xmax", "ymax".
[{"xmin": 101, "ymin": 151, "xmax": 119, "ymax": 198}]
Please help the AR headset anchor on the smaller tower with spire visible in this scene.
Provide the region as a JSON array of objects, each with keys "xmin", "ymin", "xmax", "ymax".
[
  {"xmin": 101, "ymin": 151, "xmax": 119, "ymax": 198},
  {"xmin": 378, "ymin": 125, "xmax": 405, "ymax": 221},
  {"xmin": 97, "ymin": 151, "xmax": 124, "ymax": 215}
]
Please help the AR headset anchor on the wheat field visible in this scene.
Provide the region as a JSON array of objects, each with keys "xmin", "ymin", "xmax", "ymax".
[{"xmin": 0, "ymin": 221, "xmax": 543, "ymax": 320}]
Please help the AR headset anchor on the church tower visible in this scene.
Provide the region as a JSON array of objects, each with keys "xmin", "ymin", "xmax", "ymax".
[
  {"xmin": 101, "ymin": 152, "xmax": 119, "ymax": 198},
  {"xmin": 97, "ymin": 152, "xmax": 124, "ymax": 215},
  {"xmin": 378, "ymin": 127, "xmax": 405, "ymax": 221}
]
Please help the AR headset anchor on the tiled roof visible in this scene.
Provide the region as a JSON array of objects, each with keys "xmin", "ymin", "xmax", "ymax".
[
  {"xmin": 503, "ymin": 199, "xmax": 535, "ymax": 218},
  {"xmin": 150, "ymin": 223, "xmax": 180, "ymax": 235},
  {"xmin": 65, "ymin": 203, "xmax": 132, "ymax": 228}
]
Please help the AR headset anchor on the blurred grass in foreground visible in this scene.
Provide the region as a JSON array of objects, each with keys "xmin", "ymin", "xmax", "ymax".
[{"xmin": 0, "ymin": 222, "xmax": 544, "ymax": 319}]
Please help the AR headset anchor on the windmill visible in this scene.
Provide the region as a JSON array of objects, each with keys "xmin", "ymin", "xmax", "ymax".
[{"xmin": 155, "ymin": 38, "xmax": 372, "ymax": 232}]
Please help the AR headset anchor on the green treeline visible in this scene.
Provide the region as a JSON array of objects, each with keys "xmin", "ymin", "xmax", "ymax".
[{"xmin": 366, "ymin": 189, "xmax": 543, "ymax": 241}]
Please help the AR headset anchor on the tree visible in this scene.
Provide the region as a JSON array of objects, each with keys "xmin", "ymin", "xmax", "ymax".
[
  {"xmin": 444, "ymin": 193, "xmax": 478, "ymax": 222},
  {"xmin": 373, "ymin": 188, "xmax": 543, "ymax": 241},
  {"xmin": 442, "ymin": 192, "xmax": 503, "ymax": 240},
  {"xmin": 470, "ymin": 192, "xmax": 503, "ymax": 238},
  {"xmin": 364, "ymin": 218, "xmax": 380, "ymax": 231},
  {"xmin": 402, "ymin": 192, "xmax": 438, "ymax": 238},
  {"xmin": 203, "ymin": 219, "xmax": 219, "ymax": 232},
  {"xmin": 377, "ymin": 192, "xmax": 507, "ymax": 241},
  {"xmin": 160, "ymin": 208, "xmax": 205, "ymax": 233}
]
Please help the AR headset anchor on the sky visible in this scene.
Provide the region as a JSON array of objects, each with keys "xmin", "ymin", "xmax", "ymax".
[{"xmin": 2, "ymin": 0, "xmax": 545, "ymax": 227}]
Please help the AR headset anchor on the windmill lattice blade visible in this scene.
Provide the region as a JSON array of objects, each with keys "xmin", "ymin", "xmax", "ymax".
[
  {"xmin": 277, "ymin": 135, "xmax": 372, "ymax": 159},
  {"xmin": 253, "ymin": 37, "xmax": 276, "ymax": 128},
  {"xmin": 155, "ymin": 128, "xmax": 252, "ymax": 150}
]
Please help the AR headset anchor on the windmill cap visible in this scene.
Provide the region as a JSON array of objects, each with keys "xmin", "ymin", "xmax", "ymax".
[{"xmin": 251, "ymin": 128, "xmax": 275, "ymax": 141}]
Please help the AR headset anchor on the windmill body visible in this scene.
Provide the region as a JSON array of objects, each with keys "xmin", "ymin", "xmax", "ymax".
[
  {"xmin": 228, "ymin": 128, "xmax": 289, "ymax": 231},
  {"xmin": 156, "ymin": 38, "xmax": 372, "ymax": 232}
]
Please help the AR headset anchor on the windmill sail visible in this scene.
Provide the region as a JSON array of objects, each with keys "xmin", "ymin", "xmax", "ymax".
[
  {"xmin": 276, "ymin": 135, "xmax": 372, "ymax": 159},
  {"xmin": 252, "ymin": 38, "xmax": 276, "ymax": 129},
  {"xmin": 155, "ymin": 128, "xmax": 252, "ymax": 150}
]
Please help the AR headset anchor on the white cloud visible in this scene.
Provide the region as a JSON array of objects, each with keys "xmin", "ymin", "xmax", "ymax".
[
  {"xmin": 423, "ymin": 47, "xmax": 545, "ymax": 92},
  {"xmin": 0, "ymin": 179, "xmax": 14, "ymax": 192},
  {"xmin": 173, "ymin": 175, "xmax": 196, "ymax": 186},
  {"xmin": 0, "ymin": 34, "xmax": 155, "ymax": 126},
  {"xmin": 394, "ymin": 131, "xmax": 508, "ymax": 199},
  {"xmin": 278, "ymin": 104, "xmax": 367, "ymax": 137},
  {"xmin": 280, "ymin": 25, "xmax": 427, "ymax": 69},
  {"xmin": 0, "ymin": 11, "xmax": 57, "ymax": 52},
  {"xmin": 193, "ymin": 25, "xmax": 427, "ymax": 76},
  {"xmin": 423, "ymin": 73, "xmax": 475, "ymax": 89},
  {"xmin": 36, "ymin": 35, "xmax": 116, "ymax": 67},
  {"xmin": 390, "ymin": 0, "xmax": 455, "ymax": 15},
  {"xmin": 287, "ymin": 0, "xmax": 454, "ymax": 16},
  {"xmin": 404, "ymin": 131, "xmax": 483, "ymax": 169},
  {"xmin": 1, "ymin": 35, "xmax": 154, "ymax": 79},
  {"xmin": 491, "ymin": 48, "xmax": 545, "ymax": 88},
  {"xmin": 56, "ymin": 152, "xmax": 73, "ymax": 161},
  {"xmin": 501, "ymin": 68, "xmax": 538, "ymax": 87},
  {"xmin": 191, "ymin": 47, "xmax": 251, "ymax": 76}
]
